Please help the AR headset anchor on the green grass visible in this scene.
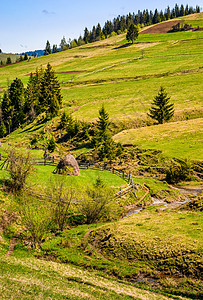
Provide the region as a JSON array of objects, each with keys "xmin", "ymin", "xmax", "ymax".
[
  {"xmin": 38, "ymin": 209, "xmax": 203, "ymax": 299},
  {"xmin": 0, "ymin": 17, "xmax": 202, "ymax": 125},
  {"xmin": 113, "ymin": 119, "xmax": 203, "ymax": 160},
  {"xmin": 0, "ymin": 53, "xmax": 21, "ymax": 66},
  {"xmin": 29, "ymin": 165, "xmax": 128, "ymax": 191},
  {"xmin": 0, "ymin": 254, "xmax": 172, "ymax": 299}
]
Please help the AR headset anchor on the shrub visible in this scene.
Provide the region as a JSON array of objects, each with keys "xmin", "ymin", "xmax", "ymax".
[
  {"xmin": 166, "ymin": 160, "xmax": 192, "ymax": 183},
  {"xmin": 46, "ymin": 177, "xmax": 75, "ymax": 231},
  {"xmin": 79, "ymin": 178, "xmax": 113, "ymax": 224},
  {"xmin": 47, "ymin": 136, "xmax": 56, "ymax": 152},
  {"xmin": 19, "ymin": 196, "xmax": 53, "ymax": 249},
  {"xmin": 7, "ymin": 149, "xmax": 34, "ymax": 193}
]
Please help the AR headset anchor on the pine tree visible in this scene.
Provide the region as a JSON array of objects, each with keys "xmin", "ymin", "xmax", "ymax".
[
  {"xmin": 126, "ymin": 24, "xmax": 139, "ymax": 44},
  {"xmin": 1, "ymin": 92, "xmax": 13, "ymax": 134},
  {"xmin": 6, "ymin": 57, "xmax": 11, "ymax": 64},
  {"xmin": 60, "ymin": 36, "xmax": 68, "ymax": 51},
  {"xmin": 97, "ymin": 105, "xmax": 109, "ymax": 140},
  {"xmin": 24, "ymin": 70, "xmax": 43, "ymax": 120},
  {"xmin": 8, "ymin": 78, "xmax": 25, "ymax": 129},
  {"xmin": 148, "ymin": 87, "xmax": 174, "ymax": 124},
  {"xmin": 44, "ymin": 40, "xmax": 51, "ymax": 55},
  {"xmin": 38, "ymin": 63, "xmax": 62, "ymax": 117},
  {"xmin": 0, "ymin": 120, "xmax": 7, "ymax": 137},
  {"xmin": 83, "ymin": 28, "xmax": 90, "ymax": 43},
  {"xmin": 52, "ymin": 44, "xmax": 58, "ymax": 53},
  {"xmin": 24, "ymin": 53, "xmax": 28, "ymax": 60}
]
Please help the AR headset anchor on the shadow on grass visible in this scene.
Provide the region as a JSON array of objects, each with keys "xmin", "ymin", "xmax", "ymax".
[{"xmin": 113, "ymin": 43, "xmax": 132, "ymax": 50}]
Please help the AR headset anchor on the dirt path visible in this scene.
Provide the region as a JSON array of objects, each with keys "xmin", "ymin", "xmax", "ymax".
[{"xmin": 6, "ymin": 231, "xmax": 23, "ymax": 257}]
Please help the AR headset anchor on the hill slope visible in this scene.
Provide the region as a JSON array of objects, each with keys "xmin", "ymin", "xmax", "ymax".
[{"xmin": 0, "ymin": 13, "xmax": 202, "ymax": 162}]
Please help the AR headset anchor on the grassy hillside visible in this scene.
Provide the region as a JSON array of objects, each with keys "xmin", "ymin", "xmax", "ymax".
[
  {"xmin": 114, "ymin": 118, "xmax": 203, "ymax": 160},
  {"xmin": 0, "ymin": 14, "xmax": 202, "ymax": 125},
  {"xmin": 0, "ymin": 255, "xmax": 175, "ymax": 300},
  {"xmin": 0, "ymin": 53, "xmax": 21, "ymax": 66},
  {"xmin": 0, "ymin": 14, "xmax": 202, "ymax": 163},
  {"xmin": 0, "ymin": 15, "xmax": 202, "ymax": 299}
]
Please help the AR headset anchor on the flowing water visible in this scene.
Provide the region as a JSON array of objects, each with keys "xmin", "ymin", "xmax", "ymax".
[{"xmin": 124, "ymin": 186, "xmax": 202, "ymax": 218}]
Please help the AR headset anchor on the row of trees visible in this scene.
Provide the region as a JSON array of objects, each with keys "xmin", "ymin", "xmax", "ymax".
[
  {"xmin": 43, "ymin": 4, "xmax": 200, "ymax": 55},
  {"xmin": 0, "ymin": 63, "xmax": 62, "ymax": 137},
  {"xmin": 83, "ymin": 4, "xmax": 200, "ymax": 43}
]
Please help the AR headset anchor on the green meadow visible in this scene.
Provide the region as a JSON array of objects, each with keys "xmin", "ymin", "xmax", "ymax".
[
  {"xmin": 0, "ymin": 15, "xmax": 202, "ymax": 128},
  {"xmin": 114, "ymin": 118, "xmax": 203, "ymax": 160}
]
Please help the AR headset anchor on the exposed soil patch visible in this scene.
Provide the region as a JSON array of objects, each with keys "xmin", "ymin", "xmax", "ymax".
[
  {"xmin": 140, "ymin": 20, "xmax": 181, "ymax": 34},
  {"xmin": 0, "ymin": 87, "xmax": 5, "ymax": 90},
  {"xmin": 6, "ymin": 231, "xmax": 23, "ymax": 256}
]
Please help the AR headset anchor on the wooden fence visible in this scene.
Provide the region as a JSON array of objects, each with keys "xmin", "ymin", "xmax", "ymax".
[{"xmin": 0, "ymin": 155, "xmax": 139, "ymax": 199}]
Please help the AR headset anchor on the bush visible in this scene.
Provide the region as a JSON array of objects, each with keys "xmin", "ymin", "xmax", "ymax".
[
  {"xmin": 166, "ymin": 160, "xmax": 192, "ymax": 183},
  {"xmin": 46, "ymin": 177, "xmax": 75, "ymax": 231},
  {"xmin": 79, "ymin": 178, "xmax": 113, "ymax": 224},
  {"xmin": 7, "ymin": 149, "xmax": 34, "ymax": 193},
  {"xmin": 47, "ymin": 136, "xmax": 56, "ymax": 152},
  {"xmin": 19, "ymin": 196, "xmax": 53, "ymax": 249}
]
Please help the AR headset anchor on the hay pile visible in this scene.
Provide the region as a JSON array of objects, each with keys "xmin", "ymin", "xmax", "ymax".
[{"xmin": 55, "ymin": 154, "xmax": 79, "ymax": 176}]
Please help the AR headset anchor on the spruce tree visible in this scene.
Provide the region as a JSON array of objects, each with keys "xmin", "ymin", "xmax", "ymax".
[
  {"xmin": 38, "ymin": 63, "xmax": 62, "ymax": 117},
  {"xmin": 8, "ymin": 78, "xmax": 25, "ymax": 129},
  {"xmin": 148, "ymin": 87, "xmax": 174, "ymax": 124},
  {"xmin": 52, "ymin": 44, "xmax": 58, "ymax": 53},
  {"xmin": 24, "ymin": 71, "xmax": 43, "ymax": 120},
  {"xmin": 44, "ymin": 40, "xmax": 51, "ymax": 55},
  {"xmin": 6, "ymin": 57, "xmax": 11, "ymax": 64},
  {"xmin": 1, "ymin": 92, "xmax": 13, "ymax": 133},
  {"xmin": 24, "ymin": 53, "xmax": 28, "ymax": 60},
  {"xmin": 0, "ymin": 120, "xmax": 7, "ymax": 137},
  {"xmin": 97, "ymin": 105, "xmax": 109, "ymax": 141},
  {"xmin": 83, "ymin": 28, "xmax": 90, "ymax": 43},
  {"xmin": 126, "ymin": 24, "xmax": 139, "ymax": 44},
  {"xmin": 60, "ymin": 36, "xmax": 68, "ymax": 51},
  {"xmin": 93, "ymin": 106, "xmax": 117, "ymax": 160}
]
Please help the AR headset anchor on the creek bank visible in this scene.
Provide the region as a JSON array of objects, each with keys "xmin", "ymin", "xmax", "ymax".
[{"xmin": 124, "ymin": 185, "xmax": 203, "ymax": 217}]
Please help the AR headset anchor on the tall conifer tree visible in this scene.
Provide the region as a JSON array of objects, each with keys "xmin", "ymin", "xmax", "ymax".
[{"xmin": 148, "ymin": 87, "xmax": 174, "ymax": 124}]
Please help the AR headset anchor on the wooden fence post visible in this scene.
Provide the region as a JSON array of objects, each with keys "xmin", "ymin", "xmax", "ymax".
[{"xmin": 128, "ymin": 172, "xmax": 131, "ymax": 184}]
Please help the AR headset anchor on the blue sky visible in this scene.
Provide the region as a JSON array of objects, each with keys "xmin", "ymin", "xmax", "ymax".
[{"xmin": 0, "ymin": 0, "xmax": 201, "ymax": 53}]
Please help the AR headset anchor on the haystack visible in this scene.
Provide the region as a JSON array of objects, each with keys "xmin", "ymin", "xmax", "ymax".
[{"xmin": 55, "ymin": 154, "xmax": 79, "ymax": 176}]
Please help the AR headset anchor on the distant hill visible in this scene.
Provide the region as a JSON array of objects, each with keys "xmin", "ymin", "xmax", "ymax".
[{"xmin": 21, "ymin": 50, "xmax": 45, "ymax": 57}]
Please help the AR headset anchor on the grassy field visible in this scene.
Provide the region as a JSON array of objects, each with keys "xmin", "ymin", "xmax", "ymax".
[
  {"xmin": 0, "ymin": 254, "xmax": 175, "ymax": 300},
  {"xmin": 0, "ymin": 14, "xmax": 202, "ymax": 300},
  {"xmin": 35, "ymin": 208, "xmax": 203, "ymax": 299},
  {"xmin": 0, "ymin": 53, "xmax": 21, "ymax": 65},
  {"xmin": 0, "ymin": 15, "xmax": 202, "ymax": 126},
  {"xmin": 113, "ymin": 118, "xmax": 203, "ymax": 160}
]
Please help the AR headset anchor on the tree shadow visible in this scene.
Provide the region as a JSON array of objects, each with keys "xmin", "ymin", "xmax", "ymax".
[{"xmin": 113, "ymin": 43, "xmax": 132, "ymax": 50}]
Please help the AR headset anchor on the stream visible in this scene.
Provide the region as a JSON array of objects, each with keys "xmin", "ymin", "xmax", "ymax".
[{"xmin": 124, "ymin": 186, "xmax": 202, "ymax": 218}]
